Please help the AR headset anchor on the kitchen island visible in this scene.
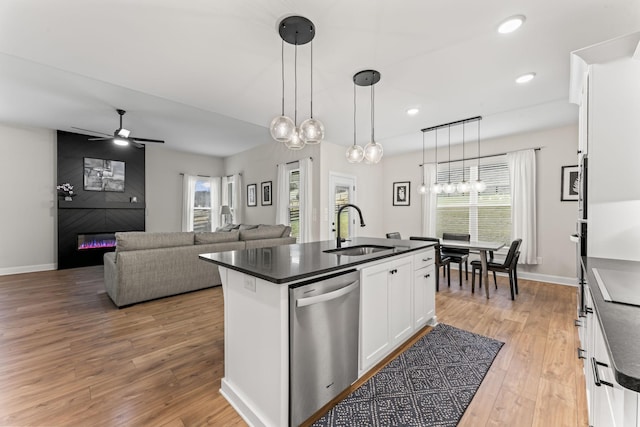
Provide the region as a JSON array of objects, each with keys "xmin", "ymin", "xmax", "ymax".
[{"xmin": 199, "ymin": 237, "xmax": 436, "ymax": 427}]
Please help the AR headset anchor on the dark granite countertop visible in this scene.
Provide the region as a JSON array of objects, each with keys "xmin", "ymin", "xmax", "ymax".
[
  {"xmin": 199, "ymin": 237, "xmax": 434, "ymax": 285},
  {"xmin": 582, "ymin": 256, "xmax": 640, "ymax": 392}
]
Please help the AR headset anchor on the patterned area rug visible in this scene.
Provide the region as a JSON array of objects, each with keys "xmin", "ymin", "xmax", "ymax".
[{"xmin": 312, "ymin": 323, "xmax": 504, "ymax": 427}]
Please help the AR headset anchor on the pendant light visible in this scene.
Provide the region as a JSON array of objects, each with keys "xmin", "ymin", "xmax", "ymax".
[
  {"xmin": 270, "ymin": 16, "xmax": 324, "ymax": 148},
  {"xmin": 431, "ymin": 129, "xmax": 443, "ymax": 194},
  {"xmin": 353, "ymin": 70, "xmax": 383, "ymax": 164},
  {"xmin": 443, "ymin": 124, "xmax": 456, "ymax": 194},
  {"xmin": 346, "ymin": 80, "xmax": 364, "ymax": 163},
  {"xmin": 418, "ymin": 131, "xmax": 428, "ymax": 194},
  {"xmin": 457, "ymin": 121, "xmax": 470, "ymax": 193},
  {"xmin": 473, "ymin": 118, "xmax": 487, "ymax": 192}
]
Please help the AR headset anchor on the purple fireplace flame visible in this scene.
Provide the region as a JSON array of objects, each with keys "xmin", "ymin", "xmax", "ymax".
[{"xmin": 77, "ymin": 233, "xmax": 116, "ymax": 250}]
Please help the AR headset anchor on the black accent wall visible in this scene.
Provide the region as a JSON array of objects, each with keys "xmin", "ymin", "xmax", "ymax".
[{"xmin": 57, "ymin": 131, "xmax": 145, "ymax": 269}]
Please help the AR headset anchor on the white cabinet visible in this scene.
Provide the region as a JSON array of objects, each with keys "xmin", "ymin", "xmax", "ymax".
[
  {"xmin": 413, "ymin": 251, "xmax": 436, "ymax": 329},
  {"xmin": 360, "ymin": 248, "xmax": 436, "ymax": 374},
  {"xmin": 579, "ymin": 285, "xmax": 639, "ymax": 427}
]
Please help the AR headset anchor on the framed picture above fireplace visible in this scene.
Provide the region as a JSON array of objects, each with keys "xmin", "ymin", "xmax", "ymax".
[{"xmin": 83, "ymin": 157, "xmax": 125, "ymax": 192}]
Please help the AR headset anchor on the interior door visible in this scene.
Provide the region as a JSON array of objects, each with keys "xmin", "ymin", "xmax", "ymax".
[{"xmin": 328, "ymin": 172, "xmax": 356, "ymax": 241}]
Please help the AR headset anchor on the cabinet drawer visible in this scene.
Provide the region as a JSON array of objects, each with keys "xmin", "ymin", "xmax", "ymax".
[{"xmin": 413, "ymin": 248, "xmax": 435, "ymax": 270}]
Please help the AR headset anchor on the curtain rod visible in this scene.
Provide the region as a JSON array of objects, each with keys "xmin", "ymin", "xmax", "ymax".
[
  {"xmin": 421, "ymin": 116, "xmax": 482, "ymax": 133},
  {"xmin": 179, "ymin": 173, "xmax": 211, "ymax": 177},
  {"xmin": 420, "ymin": 147, "xmax": 542, "ymax": 166},
  {"xmin": 285, "ymin": 156, "xmax": 313, "ymax": 165}
]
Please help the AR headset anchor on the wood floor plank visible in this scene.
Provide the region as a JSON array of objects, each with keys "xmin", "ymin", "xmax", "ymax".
[{"xmin": 0, "ymin": 266, "xmax": 588, "ymax": 426}]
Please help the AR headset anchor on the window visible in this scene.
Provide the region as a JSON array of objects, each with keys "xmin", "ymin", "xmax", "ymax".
[
  {"xmin": 435, "ymin": 156, "xmax": 511, "ymax": 247},
  {"xmin": 287, "ymin": 167, "xmax": 300, "ymax": 240},
  {"xmin": 182, "ymin": 175, "xmax": 220, "ymax": 232}
]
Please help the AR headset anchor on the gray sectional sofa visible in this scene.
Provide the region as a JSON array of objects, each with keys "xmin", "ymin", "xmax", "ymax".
[{"xmin": 103, "ymin": 224, "xmax": 295, "ymax": 307}]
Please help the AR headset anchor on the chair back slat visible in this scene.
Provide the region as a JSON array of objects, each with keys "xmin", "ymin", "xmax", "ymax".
[
  {"xmin": 442, "ymin": 232, "xmax": 470, "ymax": 255},
  {"xmin": 502, "ymin": 239, "xmax": 522, "ymax": 267}
]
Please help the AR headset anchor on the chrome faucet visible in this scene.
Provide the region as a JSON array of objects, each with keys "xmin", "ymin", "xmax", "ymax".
[{"xmin": 336, "ymin": 204, "xmax": 366, "ymax": 248}]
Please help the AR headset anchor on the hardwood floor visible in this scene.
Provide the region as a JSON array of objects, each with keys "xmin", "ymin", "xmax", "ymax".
[{"xmin": 0, "ymin": 266, "xmax": 588, "ymax": 426}]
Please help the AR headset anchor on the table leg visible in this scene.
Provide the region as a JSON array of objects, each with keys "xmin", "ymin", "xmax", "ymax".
[{"xmin": 480, "ymin": 250, "xmax": 490, "ymax": 299}]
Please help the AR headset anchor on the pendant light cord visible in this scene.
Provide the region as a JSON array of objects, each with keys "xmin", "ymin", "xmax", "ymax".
[
  {"xmin": 294, "ymin": 42, "xmax": 298, "ymax": 126},
  {"xmin": 448, "ymin": 124, "xmax": 451, "ymax": 183},
  {"xmin": 462, "ymin": 122, "xmax": 466, "ymax": 182},
  {"xmin": 353, "ymin": 82, "xmax": 357, "ymax": 146},
  {"xmin": 371, "ymin": 81, "xmax": 375, "ymax": 142},
  {"xmin": 280, "ymin": 40, "xmax": 285, "ymax": 116},
  {"xmin": 310, "ymin": 41, "xmax": 314, "ymax": 119},
  {"xmin": 477, "ymin": 119, "xmax": 481, "ymax": 180}
]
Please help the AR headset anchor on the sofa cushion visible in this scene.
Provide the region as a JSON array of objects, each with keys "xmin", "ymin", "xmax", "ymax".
[
  {"xmin": 238, "ymin": 224, "xmax": 259, "ymax": 231},
  {"xmin": 240, "ymin": 224, "xmax": 288, "ymax": 240},
  {"xmin": 195, "ymin": 230, "xmax": 240, "ymax": 244},
  {"xmin": 115, "ymin": 231, "xmax": 195, "ymax": 252},
  {"xmin": 215, "ymin": 223, "xmax": 237, "ymax": 232}
]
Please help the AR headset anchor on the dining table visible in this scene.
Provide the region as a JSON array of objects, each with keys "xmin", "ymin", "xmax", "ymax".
[{"xmin": 440, "ymin": 239, "xmax": 506, "ymax": 298}]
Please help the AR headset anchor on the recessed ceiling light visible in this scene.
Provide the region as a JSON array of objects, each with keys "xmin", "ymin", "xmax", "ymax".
[
  {"xmin": 407, "ymin": 108, "xmax": 420, "ymax": 116},
  {"xmin": 516, "ymin": 73, "xmax": 536, "ymax": 84},
  {"xmin": 498, "ymin": 15, "xmax": 526, "ymax": 34}
]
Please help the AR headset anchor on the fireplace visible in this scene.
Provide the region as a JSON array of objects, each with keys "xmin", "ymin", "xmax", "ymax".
[{"xmin": 77, "ymin": 233, "xmax": 116, "ymax": 251}]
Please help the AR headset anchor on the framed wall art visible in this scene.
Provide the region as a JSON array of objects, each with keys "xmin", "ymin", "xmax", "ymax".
[
  {"xmin": 83, "ymin": 157, "xmax": 125, "ymax": 192},
  {"xmin": 393, "ymin": 181, "xmax": 410, "ymax": 206},
  {"xmin": 261, "ymin": 181, "xmax": 272, "ymax": 206},
  {"xmin": 561, "ymin": 165, "xmax": 579, "ymax": 201},
  {"xmin": 247, "ymin": 183, "xmax": 257, "ymax": 207}
]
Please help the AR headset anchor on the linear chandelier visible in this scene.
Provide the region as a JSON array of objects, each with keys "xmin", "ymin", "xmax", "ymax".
[
  {"xmin": 420, "ymin": 116, "xmax": 485, "ymax": 195},
  {"xmin": 270, "ymin": 16, "xmax": 325, "ymax": 149}
]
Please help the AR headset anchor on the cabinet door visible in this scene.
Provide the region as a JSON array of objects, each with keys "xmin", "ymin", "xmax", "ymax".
[
  {"xmin": 389, "ymin": 257, "xmax": 413, "ymax": 346},
  {"xmin": 414, "ymin": 264, "xmax": 435, "ymax": 329},
  {"xmin": 360, "ymin": 262, "xmax": 391, "ymax": 371}
]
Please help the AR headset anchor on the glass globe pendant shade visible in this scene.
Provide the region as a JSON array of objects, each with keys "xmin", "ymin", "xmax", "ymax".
[
  {"xmin": 346, "ymin": 144, "xmax": 364, "ymax": 163},
  {"xmin": 284, "ymin": 128, "xmax": 306, "ymax": 150},
  {"xmin": 431, "ymin": 182, "xmax": 443, "ymax": 194},
  {"xmin": 474, "ymin": 180, "xmax": 487, "ymax": 192},
  {"xmin": 363, "ymin": 141, "xmax": 383, "ymax": 164},
  {"xmin": 443, "ymin": 182, "xmax": 456, "ymax": 194},
  {"xmin": 457, "ymin": 181, "xmax": 470, "ymax": 193},
  {"xmin": 418, "ymin": 183, "xmax": 428, "ymax": 194},
  {"xmin": 300, "ymin": 118, "xmax": 325, "ymax": 144},
  {"xmin": 270, "ymin": 115, "xmax": 296, "ymax": 143}
]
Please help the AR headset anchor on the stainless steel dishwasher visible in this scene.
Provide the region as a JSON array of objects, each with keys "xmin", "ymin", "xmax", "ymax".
[{"xmin": 289, "ymin": 269, "xmax": 360, "ymax": 426}]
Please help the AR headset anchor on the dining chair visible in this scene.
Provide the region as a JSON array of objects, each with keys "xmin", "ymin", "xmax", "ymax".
[
  {"xmin": 441, "ymin": 232, "xmax": 470, "ymax": 286},
  {"xmin": 409, "ymin": 237, "xmax": 451, "ymax": 291},
  {"xmin": 386, "ymin": 232, "xmax": 401, "ymax": 239},
  {"xmin": 471, "ymin": 238, "xmax": 522, "ymax": 300}
]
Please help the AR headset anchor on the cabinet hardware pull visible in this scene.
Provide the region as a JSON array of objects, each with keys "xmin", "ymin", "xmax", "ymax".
[
  {"xmin": 577, "ymin": 348, "xmax": 586, "ymax": 360},
  {"xmin": 389, "ymin": 269, "xmax": 398, "ymax": 275},
  {"xmin": 422, "ymin": 257, "xmax": 432, "ymax": 262},
  {"xmin": 425, "ymin": 274, "xmax": 430, "ymax": 278},
  {"xmin": 574, "ymin": 319, "xmax": 581, "ymax": 327},
  {"xmin": 586, "ymin": 307, "xmax": 593, "ymax": 314},
  {"xmin": 591, "ymin": 357, "xmax": 614, "ymax": 387}
]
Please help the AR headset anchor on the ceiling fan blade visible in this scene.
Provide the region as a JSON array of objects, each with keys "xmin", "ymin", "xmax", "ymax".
[
  {"xmin": 131, "ymin": 137, "xmax": 165, "ymax": 144},
  {"xmin": 88, "ymin": 137, "xmax": 112, "ymax": 141},
  {"xmin": 71, "ymin": 126, "xmax": 112, "ymax": 137}
]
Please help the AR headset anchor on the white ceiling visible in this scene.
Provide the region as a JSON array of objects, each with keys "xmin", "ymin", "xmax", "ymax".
[{"xmin": 0, "ymin": 0, "xmax": 638, "ymax": 157}]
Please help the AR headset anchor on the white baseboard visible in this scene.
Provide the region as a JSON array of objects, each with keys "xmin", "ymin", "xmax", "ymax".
[
  {"xmin": 0, "ymin": 263, "xmax": 57, "ymax": 276},
  {"xmin": 448, "ymin": 264, "xmax": 577, "ymax": 287}
]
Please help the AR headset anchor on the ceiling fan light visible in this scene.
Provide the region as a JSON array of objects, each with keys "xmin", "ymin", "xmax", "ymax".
[
  {"xmin": 363, "ymin": 141, "xmax": 383, "ymax": 164},
  {"xmin": 116, "ymin": 128, "xmax": 130, "ymax": 138},
  {"xmin": 299, "ymin": 117, "xmax": 325, "ymax": 144},
  {"xmin": 346, "ymin": 144, "xmax": 364, "ymax": 163},
  {"xmin": 284, "ymin": 128, "xmax": 306, "ymax": 150},
  {"xmin": 270, "ymin": 115, "xmax": 296, "ymax": 143},
  {"xmin": 114, "ymin": 137, "xmax": 129, "ymax": 146}
]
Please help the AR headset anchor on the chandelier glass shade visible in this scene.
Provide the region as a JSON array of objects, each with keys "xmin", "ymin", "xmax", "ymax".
[
  {"xmin": 347, "ymin": 70, "xmax": 382, "ymax": 164},
  {"xmin": 270, "ymin": 16, "xmax": 324, "ymax": 148}
]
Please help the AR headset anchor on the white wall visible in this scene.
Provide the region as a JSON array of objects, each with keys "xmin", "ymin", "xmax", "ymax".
[
  {"xmin": 381, "ymin": 124, "xmax": 579, "ymax": 281},
  {"xmin": 145, "ymin": 145, "xmax": 224, "ymax": 232},
  {"xmin": 0, "ymin": 123, "xmax": 57, "ymax": 274},
  {"xmin": 224, "ymin": 141, "xmax": 322, "ymax": 240}
]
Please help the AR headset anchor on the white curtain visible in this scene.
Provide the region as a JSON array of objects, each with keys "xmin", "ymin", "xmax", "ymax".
[
  {"xmin": 299, "ymin": 158, "xmax": 313, "ymax": 243},
  {"xmin": 275, "ymin": 163, "xmax": 289, "ymax": 226},
  {"xmin": 181, "ymin": 174, "xmax": 197, "ymax": 231},
  {"xmin": 232, "ymin": 173, "xmax": 243, "ymax": 224},
  {"xmin": 421, "ymin": 163, "xmax": 438, "ymax": 238},
  {"xmin": 507, "ymin": 149, "xmax": 537, "ymax": 264},
  {"xmin": 210, "ymin": 176, "xmax": 221, "ymax": 231}
]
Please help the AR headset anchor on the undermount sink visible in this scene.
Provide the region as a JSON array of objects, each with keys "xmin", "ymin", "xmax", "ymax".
[{"xmin": 324, "ymin": 245, "xmax": 394, "ymax": 256}]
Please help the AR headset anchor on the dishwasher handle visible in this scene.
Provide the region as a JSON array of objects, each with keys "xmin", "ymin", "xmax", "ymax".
[{"xmin": 296, "ymin": 280, "xmax": 359, "ymax": 308}]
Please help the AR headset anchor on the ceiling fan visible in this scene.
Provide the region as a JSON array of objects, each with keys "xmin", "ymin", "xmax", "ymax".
[{"xmin": 72, "ymin": 109, "xmax": 165, "ymax": 148}]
